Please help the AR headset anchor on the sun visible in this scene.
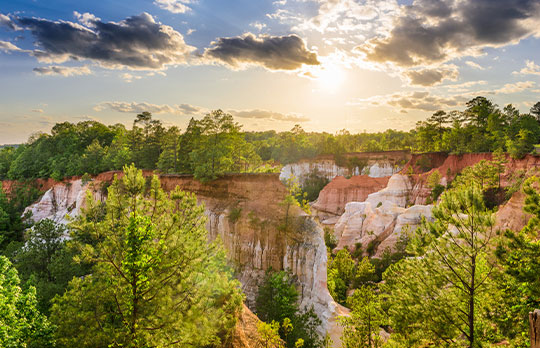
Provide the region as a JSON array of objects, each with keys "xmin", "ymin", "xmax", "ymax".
[{"xmin": 315, "ymin": 64, "xmax": 346, "ymax": 93}]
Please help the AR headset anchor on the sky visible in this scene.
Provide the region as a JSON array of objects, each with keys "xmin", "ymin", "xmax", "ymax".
[{"xmin": 0, "ymin": 0, "xmax": 539, "ymax": 144}]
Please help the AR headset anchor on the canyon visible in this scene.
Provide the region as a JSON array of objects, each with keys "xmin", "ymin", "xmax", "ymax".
[{"xmin": 5, "ymin": 150, "xmax": 540, "ymax": 347}]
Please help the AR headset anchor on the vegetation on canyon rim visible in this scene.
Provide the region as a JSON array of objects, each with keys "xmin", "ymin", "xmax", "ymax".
[
  {"xmin": 2, "ymin": 97, "xmax": 540, "ymax": 347},
  {"xmin": 1, "ymin": 97, "xmax": 540, "ymax": 183}
]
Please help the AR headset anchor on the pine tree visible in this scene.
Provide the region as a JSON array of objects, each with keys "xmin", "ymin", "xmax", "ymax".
[
  {"xmin": 50, "ymin": 164, "xmax": 243, "ymax": 348},
  {"xmin": 383, "ymin": 185, "xmax": 498, "ymax": 347}
]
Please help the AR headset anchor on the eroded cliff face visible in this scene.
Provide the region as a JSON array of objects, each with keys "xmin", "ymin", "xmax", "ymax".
[
  {"xmin": 279, "ymin": 151, "xmax": 410, "ymax": 184},
  {"xmin": 312, "ymin": 175, "xmax": 389, "ymax": 217},
  {"xmin": 20, "ymin": 172, "xmax": 342, "ymax": 340},
  {"xmin": 327, "ymin": 153, "xmax": 540, "ymax": 255},
  {"xmin": 332, "ymin": 179, "xmax": 433, "ymax": 256}
]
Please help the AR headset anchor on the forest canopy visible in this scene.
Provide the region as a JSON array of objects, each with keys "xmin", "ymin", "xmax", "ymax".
[{"xmin": 1, "ymin": 98, "xmax": 538, "ymax": 182}]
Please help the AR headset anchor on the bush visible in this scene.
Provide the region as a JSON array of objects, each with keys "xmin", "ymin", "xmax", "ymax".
[
  {"xmin": 228, "ymin": 206, "xmax": 242, "ymax": 224},
  {"xmin": 300, "ymin": 170, "xmax": 329, "ymax": 202},
  {"xmin": 324, "ymin": 227, "xmax": 337, "ymax": 251},
  {"xmin": 415, "ymin": 155, "xmax": 432, "ymax": 172}
]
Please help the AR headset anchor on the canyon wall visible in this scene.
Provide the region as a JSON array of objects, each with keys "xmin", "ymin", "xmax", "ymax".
[
  {"xmin": 279, "ymin": 151, "xmax": 410, "ymax": 184},
  {"xmin": 326, "ymin": 153, "xmax": 540, "ymax": 255},
  {"xmin": 19, "ymin": 172, "xmax": 342, "ymax": 339}
]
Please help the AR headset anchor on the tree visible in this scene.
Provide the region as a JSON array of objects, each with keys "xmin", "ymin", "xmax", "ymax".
[
  {"xmin": 0, "ymin": 255, "xmax": 55, "ymax": 348},
  {"xmin": 327, "ymin": 249, "xmax": 355, "ymax": 304},
  {"xmin": 507, "ymin": 128, "xmax": 535, "ymax": 159},
  {"xmin": 256, "ymin": 270, "xmax": 321, "ymax": 348},
  {"xmin": 50, "ymin": 165, "xmax": 243, "ymax": 348},
  {"xmin": 13, "ymin": 219, "xmax": 88, "ymax": 315},
  {"xmin": 383, "ymin": 186, "xmax": 498, "ymax": 347},
  {"xmin": 190, "ymin": 110, "xmax": 260, "ymax": 181},
  {"xmin": 256, "ymin": 270, "xmax": 299, "ymax": 325},
  {"xmin": 156, "ymin": 126, "xmax": 181, "ymax": 173},
  {"xmin": 280, "ymin": 176, "xmax": 310, "ymax": 232},
  {"xmin": 258, "ymin": 321, "xmax": 284, "ymax": 348},
  {"xmin": 531, "ymin": 101, "xmax": 540, "ymax": 122},
  {"xmin": 494, "ymin": 176, "xmax": 540, "ymax": 346},
  {"xmin": 426, "ymin": 170, "xmax": 444, "ymax": 203},
  {"xmin": 339, "ymin": 286, "xmax": 385, "ymax": 348}
]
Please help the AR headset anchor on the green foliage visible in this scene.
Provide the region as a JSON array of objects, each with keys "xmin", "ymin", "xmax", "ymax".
[
  {"xmin": 258, "ymin": 320, "xmax": 284, "ymax": 348},
  {"xmin": 228, "ymin": 206, "xmax": 242, "ymax": 224},
  {"xmin": 414, "ymin": 155, "xmax": 432, "ymax": 172},
  {"xmin": 327, "ymin": 249, "xmax": 356, "ymax": 305},
  {"xmin": 190, "ymin": 110, "xmax": 261, "ymax": 182},
  {"xmin": 256, "ymin": 270, "xmax": 322, "ymax": 348},
  {"xmin": 256, "ymin": 270, "xmax": 299, "ymax": 325},
  {"xmin": 383, "ymin": 186, "xmax": 500, "ymax": 347},
  {"xmin": 300, "ymin": 170, "xmax": 329, "ymax": 202},
  {"xmin": 0, "ymin": 255, "xmax": 55, "ymax": 348},
  {"xmin": 280, "ymin": 176, "xmax": 310, "ymax": 232},
  {"xmin": 339, "ymin": 286, "xmax": 385, "ymax": 348},
  {"xmin": 324, "ymin": 227, "xmax": 337, "ymax": 251},
  {"xmin": 412, "ymin": 98, "xmax": 540, "ymax": 154},
  {"xmin": 0, "ymin": 181, "xmax": 40, "ymax": 251},
  {"xmin": 426, "ymin": 170, "xmax": 445, "ymax": 203},
  {"xmin": 11, "ymin": 219, "xmax": 88, "ymax": 315},
  {"xmin": 507, "ymin": 128, "xmax": 535, "ymax": 159},
  {"xmin": 50, "ymin": 165, "xmax": 243, "ymax": 348}
]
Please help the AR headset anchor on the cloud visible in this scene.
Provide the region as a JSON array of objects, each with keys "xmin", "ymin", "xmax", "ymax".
[
  {"xmin": 250, "ymin": 22, "xmax": 267, "ymax": 31},
  {"xmin": 33, "ymin": 65, "xmax": 92, "ymax": 76},
  {"xmin": 296, "ymin": 0, "xmax": 386, "ymax": 33},
  {"xmin": 350, "ymin": 91, "xmax": 468, "ymax": 112},
  {"xmin": 120, "ymin": 73, "xmax": 142, "ymax": 83},
  {"xmin": 358, "ymin": 0, "xmax": 540, "ymax": 67},
  {"xmin": 153, "ymin": 0, "xmax": 193, "ymax": 14},
  {"xmin": 204, "ymin": 33, "xmax": 319, "ymax": 70},
  {"xmin": 514, "ymin": 60, "xmax": 540, "ymax": 76},
  {"xmin": 465, "ymin": 61, "xmax": 485, "ymax": 70},
  {"xmin": 230, "ymin": 109, "xmax": 309, "ymax": 122},
  {"xmin": 495, "ymin": 80, "xmax": 535, "ymax": 94},
  {"xmin": 0, "ymin": 14, "xmax": 21, "ymax": 30},
  {"xmin": 0, "ymin": 40, "xmax": 25, "ymax": 53},
  {"xmin": 94, "ymin": 101, "xmax": 201, "ymax": 115},
  {"xmin": 405, "ymin": 66, "xmax": 458, "ymax": 86},
  {"xmin": 11, "ymin": 12, "xmax": 195, "ymax": 70}
]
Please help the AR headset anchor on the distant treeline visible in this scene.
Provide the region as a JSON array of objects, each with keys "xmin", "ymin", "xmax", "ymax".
[{"xmin": 1, "ymin": 97, "xmax": 539, "ymax": 182}]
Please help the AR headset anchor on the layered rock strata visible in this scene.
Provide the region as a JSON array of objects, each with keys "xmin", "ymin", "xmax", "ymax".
[{"xmin": 22, "ymin": 172, "xmax": 341, "ymax": 340}]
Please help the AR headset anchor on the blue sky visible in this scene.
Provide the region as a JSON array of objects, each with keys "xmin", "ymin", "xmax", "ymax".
[{"xmin": 1, "ymin": 0, "xmax": 539, "ymax": 144}]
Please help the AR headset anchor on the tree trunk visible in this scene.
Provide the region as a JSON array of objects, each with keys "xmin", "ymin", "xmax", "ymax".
[
  {"xmin": 531, "ymin": 310, "xmax": 540, "ymax": 348},
  {"xmin": 468, "ymin": 258, "xmax": 476, "ymax": 348}
]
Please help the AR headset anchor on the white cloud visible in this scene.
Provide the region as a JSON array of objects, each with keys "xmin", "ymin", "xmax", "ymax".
[
  {"xmin": 465, "ymin": 61, "xmax": 485, "ymax": 70},
  {"xmin": 514, "ymin": 60, "xmax": 540, "ymax": 76},
  {"xmin": 495, "ymin": 81, "xmax": 535, "ymax": 94},
  {"xmin": 94, "ymin": 101, "xmax": 202, "ymax": 115},
  {"xmin": 153, "ymin": 0, "xmax": 193, "ymax": 14}
]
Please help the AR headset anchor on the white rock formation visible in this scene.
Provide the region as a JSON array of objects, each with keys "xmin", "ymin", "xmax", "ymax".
[
  {"xmin": 333, "ymin": 174, "xmax": 433, "ymax": 254},
  {"xmin": 25, "ymin": 178, "xmax": 343, "ymax": 345},
  {"xmin": 365, "ymin": 174, "xmax": 412, "ymax": 208},
  {"xmin": 280, "ymin": 160, "xmax": 401, "ymax": 184},
  {"xmin": 24, "ymin": 179, "xmax": 94, "ymax": 224}
]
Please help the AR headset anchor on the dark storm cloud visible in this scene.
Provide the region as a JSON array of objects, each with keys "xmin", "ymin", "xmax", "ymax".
[
  {"xmin": 33, "ymin": 65, "xmax": 91, "ymax": 76},
  {"xmin": 205, "ymin": 33, "xmax": 320, "ymax": 70},
  {"xmin": 405, "ymin": 67, "xmax": 458, "ymax": 86},
  {"xmin": 13, "ymin": 12, "xmax": 194, "ymax": 69},
  {"xmin": 359, "ymin": 0, "xmax": 540, "ymax": 66}
]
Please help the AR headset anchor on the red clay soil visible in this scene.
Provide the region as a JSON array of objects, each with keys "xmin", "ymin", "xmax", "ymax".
[
  {"xmin": 313, "ymin": 175, "xmax": 390, "ymax": 215},
  {"xmin": 403, "ymin": 153, "xmax": 540, "ymax": 204},
  {"xmin": 1, "ymin": 177, "xmax": 60, "ymax": 195},
  {"xmin": 225, "ymin": 305, "xmax": 265, "ymax": 348}
]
